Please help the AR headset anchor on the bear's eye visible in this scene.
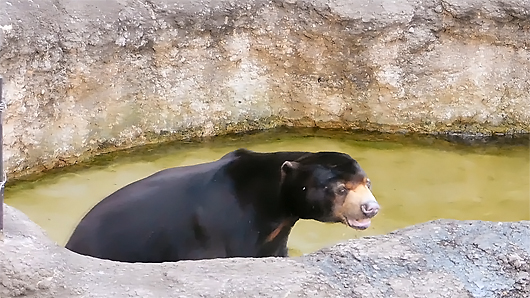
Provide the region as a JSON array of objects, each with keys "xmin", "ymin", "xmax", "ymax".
[
  {"xmin": 366, "ymin": 179, "xmax": 372, "ymax": 190},
  {"xmin": 337, "ymin": 185, "xmax": 348, "ymax": 195}
]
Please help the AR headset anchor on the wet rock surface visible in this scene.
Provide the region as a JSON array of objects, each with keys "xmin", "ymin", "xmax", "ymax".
[
  {"xmin": 1, "ymin": 0, "xmax": 529, "ymax": 178},
  {"xmin": 1, "ymin": 203, "xmax": 529, "ymax": 298}
]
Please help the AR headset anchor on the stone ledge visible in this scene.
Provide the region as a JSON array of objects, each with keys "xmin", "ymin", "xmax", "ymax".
[{"xmin": 1, "ymin": 203, "xmax": 529, "ymax": 298}]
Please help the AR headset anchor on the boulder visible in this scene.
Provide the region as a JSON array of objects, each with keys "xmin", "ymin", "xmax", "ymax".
[
  {"xmin": 1, "ymin": 0, "xmax": 529, "ymax": 178},
  {"xmin": 1, "ymin": 203, "xmax": 529, "ymax": 298}
]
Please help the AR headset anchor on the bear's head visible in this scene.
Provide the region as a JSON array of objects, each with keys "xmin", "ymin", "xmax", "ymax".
[{"xmin": 280, "ymin": 152, "xmax": 380, "ymax": 230}]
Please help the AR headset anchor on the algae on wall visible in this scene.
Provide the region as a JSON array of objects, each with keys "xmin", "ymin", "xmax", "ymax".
[{"xmin": 0, "ymin": 0, "xmax": 529, "ymax": 178}]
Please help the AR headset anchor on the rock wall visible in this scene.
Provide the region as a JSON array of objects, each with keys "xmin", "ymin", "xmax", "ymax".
[
  {"xmin": 1, "ymin": 0, "xmax": 529, "ymax": 178},
  {"xmin": 1, "ymin": 204, "xmax": 529, "ymax": 298}
]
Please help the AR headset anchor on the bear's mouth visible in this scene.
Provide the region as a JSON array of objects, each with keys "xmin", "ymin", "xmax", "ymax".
[{"xmin": 344, "ymin": 217, "xmax": 371, "ymax": 230}]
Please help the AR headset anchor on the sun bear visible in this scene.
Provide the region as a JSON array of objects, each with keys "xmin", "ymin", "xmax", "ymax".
[{"xmin": 65, "ymin": 149, "xmax": 380, "ymax": 262}]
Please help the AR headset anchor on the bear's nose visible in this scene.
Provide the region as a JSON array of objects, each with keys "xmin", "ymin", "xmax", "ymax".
[{"xmin": 361, "ymin": 201, "xmax": 380, "ymax": 218}]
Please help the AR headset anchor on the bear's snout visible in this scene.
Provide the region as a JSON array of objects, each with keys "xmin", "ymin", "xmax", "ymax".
[
  {"xmin": 334, "ymin": 180, "xmax": 381, "ymax": 230},
  {"xmin": 361, "ymin": 201, "xmax": 380, "ymax": 218}
]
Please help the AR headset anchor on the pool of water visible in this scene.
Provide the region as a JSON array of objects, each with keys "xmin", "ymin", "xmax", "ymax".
[{"xmin": 5, "ymin": 129, "xmax": 530, "ymax": 256}]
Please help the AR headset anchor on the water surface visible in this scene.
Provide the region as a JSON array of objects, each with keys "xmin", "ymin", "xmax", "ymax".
[{"xmin": 5, "ymin": 129, "xmax": 530, "ymax": 256}]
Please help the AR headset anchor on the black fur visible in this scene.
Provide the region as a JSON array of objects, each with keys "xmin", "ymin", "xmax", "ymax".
[{"xmin": 65, "ymin": 148, "xmax": 368, "ymax": 263}]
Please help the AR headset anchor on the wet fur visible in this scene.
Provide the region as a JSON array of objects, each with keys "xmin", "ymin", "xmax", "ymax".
[{"xmin": 65, "ymin": 149, "xmax": 372, "ymax": 263}]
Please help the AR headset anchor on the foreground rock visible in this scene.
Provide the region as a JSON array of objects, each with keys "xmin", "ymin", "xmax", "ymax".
[
  {"xmin": 1, "ymin": 0, "xmax": 530, "ymax": 178},
  {"xmin": 1, "ymin": 204, "xmax": 529, "ymax": 298}
]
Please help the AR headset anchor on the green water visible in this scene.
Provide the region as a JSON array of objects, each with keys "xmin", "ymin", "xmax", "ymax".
[{"xmin": 5, "ymin": 129, "xmax": 530, "ymax": 256}]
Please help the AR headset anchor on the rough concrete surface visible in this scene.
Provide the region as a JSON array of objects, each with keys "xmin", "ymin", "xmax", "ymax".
[
  {"xmin": 1, "ymin": 0, "xmax": 529, "ymax": 178},
  {"xmin": 1, "ymin": 203, "xmax": 529, "ymax": 298}
]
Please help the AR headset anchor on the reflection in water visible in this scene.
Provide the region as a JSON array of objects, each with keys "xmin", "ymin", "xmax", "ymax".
[{"xmin": 5, "ymin": 129, "xmax": 530, "ymax": 256}]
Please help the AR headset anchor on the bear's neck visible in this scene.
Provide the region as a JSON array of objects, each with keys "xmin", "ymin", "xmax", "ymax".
[
  {"xmin": 224, "ymin": 151, "xmax": 306, "ymax": 229},
  {"xmin": 226, "ymin": 151, "xmax": 306, "ymax": 213}
]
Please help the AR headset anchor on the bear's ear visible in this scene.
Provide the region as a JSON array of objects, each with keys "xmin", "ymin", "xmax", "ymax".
[{"xmin": 281, "ymin": 161, "xmax": 299, "ymax": 175}]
